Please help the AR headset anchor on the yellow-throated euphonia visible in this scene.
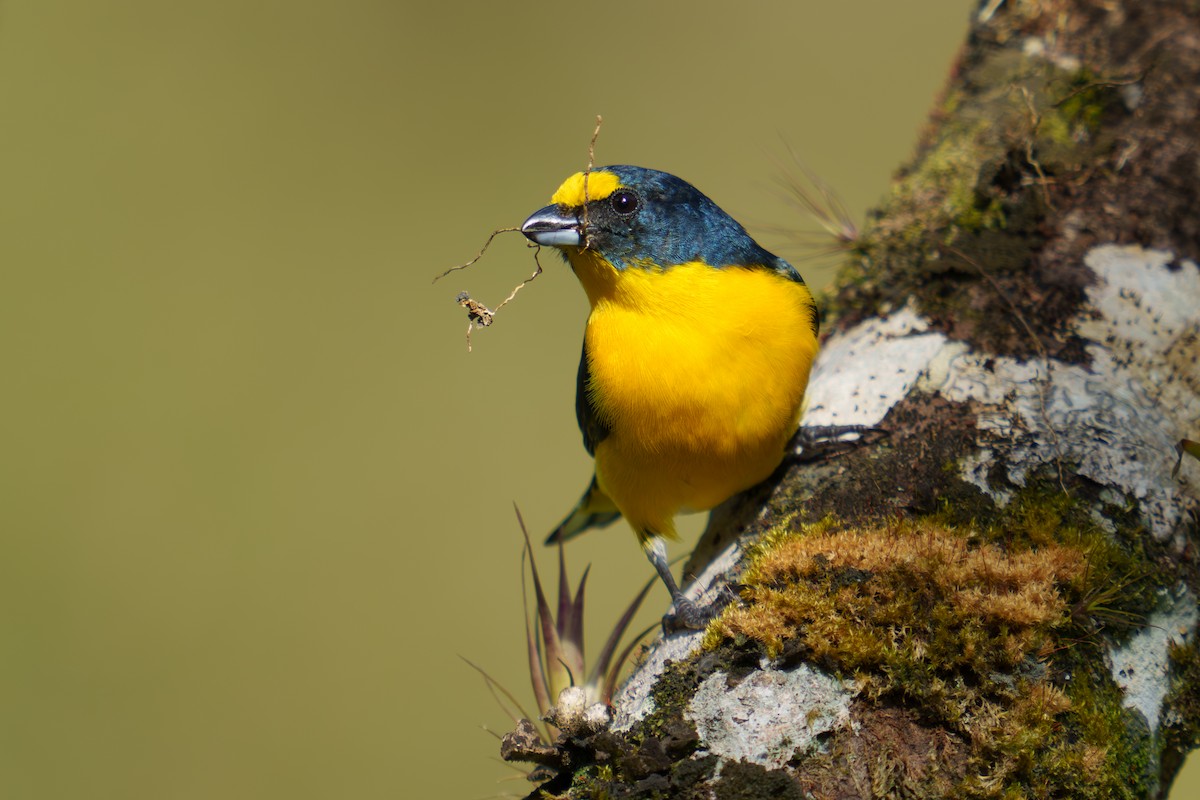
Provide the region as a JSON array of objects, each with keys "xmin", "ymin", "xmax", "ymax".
[{"xmin": 521, "ymin": 166, "xmax": 819, "ymax": 628}]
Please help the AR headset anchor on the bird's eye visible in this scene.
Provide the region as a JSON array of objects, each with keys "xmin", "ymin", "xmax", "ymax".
[{"xmin": 610, "ymin": 190, "xmax": 639, "ymax": 215}]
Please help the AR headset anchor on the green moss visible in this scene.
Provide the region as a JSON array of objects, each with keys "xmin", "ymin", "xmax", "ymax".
[
  {"xmin": 570, "ymin": 765, "xmax": 613, "ymax": 800},
  {"xmin": 709, "ymin": 475, "xmax": 1172, "ymax": 799},
  {"xmin": 1054, "ymin": 69, "xmax": 1115, "ymax": 134},
  {"xmin": 634, "ymin": 641, "xmax": 754, "ymax": 743},
  {"xmin": 976, "ymin": 483, "xmax": 1162, "ymax": 634},
  {"xmin": 824, "ymin": 52, "xmax": 1124, "ymax": 360},
  {"xmin": 1051, "ymin": 652, "xmax": 1152, "ymax": 799},
  {"xmin": 925, "ymin": 475, "xmax": 1162, "ymax": 612}
]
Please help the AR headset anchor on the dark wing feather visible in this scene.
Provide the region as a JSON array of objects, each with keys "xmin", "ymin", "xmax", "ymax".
[{"xmin": 575, "ymin": 340, "xmax": 610, "ymax": 456}]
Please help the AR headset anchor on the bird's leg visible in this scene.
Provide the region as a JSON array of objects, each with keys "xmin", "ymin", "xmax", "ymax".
[{"xmin": 644, "ymin": 538, "xmax": 714, "ymax": 632}]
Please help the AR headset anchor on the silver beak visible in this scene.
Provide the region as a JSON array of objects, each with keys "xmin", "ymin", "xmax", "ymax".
[{"xmin": 521, "ymin": 204, "xmax": 582, "ymax": 248}]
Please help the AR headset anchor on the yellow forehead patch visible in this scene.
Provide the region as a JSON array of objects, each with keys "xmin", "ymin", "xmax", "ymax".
[{"xmin": 550, "ymin": 170, "xmax": 621, "ymax": 207}]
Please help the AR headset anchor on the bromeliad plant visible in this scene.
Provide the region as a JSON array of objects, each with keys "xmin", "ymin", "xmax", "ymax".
[{"xmin": 467, "ymin": 507, "xmax": 654, "ymax": 746}]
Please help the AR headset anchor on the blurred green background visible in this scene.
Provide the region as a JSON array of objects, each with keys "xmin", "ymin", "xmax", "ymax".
[{"xmin": 1, "ymin": 1, "xmax": 1195, "ymax": 797}]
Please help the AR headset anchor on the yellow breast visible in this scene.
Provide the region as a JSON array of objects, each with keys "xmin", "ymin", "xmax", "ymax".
[{"xmin": 569, "ymin": 249, "xmax": 819, "ymax": 538}]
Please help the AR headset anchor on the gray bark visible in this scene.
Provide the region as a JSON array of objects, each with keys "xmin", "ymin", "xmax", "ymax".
[{"xmin": 506, "ymin": 2, "xmax": 1200, "ymax": 797}]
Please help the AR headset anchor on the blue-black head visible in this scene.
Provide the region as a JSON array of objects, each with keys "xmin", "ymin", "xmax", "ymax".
[{"xmin": 521, "ymin": 165, "xmax": 803, "ymax": 282}]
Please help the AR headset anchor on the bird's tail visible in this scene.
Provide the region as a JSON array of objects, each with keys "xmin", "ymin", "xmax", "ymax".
[{"xmin": 545, "ymin": 476, "xmax": 622, "ymax": 544}]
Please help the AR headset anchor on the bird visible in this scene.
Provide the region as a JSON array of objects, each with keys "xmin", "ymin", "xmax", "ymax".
[{"xmin": 521, "ymin": 165, "xmax": 819, "ymax": 629}]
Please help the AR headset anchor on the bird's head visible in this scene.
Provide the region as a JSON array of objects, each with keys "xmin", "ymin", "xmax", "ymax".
[{"xmin": 521, "ymin": 165, "xmax": 789, "ymax": 275}]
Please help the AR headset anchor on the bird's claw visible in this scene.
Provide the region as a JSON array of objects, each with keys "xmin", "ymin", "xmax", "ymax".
[{"xmin": 661, "ymin": 590, "xmax": 735, "ymax": 634}]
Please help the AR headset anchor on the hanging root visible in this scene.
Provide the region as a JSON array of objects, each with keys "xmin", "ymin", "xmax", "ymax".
[
  {"xmin": 493, "ymin": 247, "xmax": 544, "ymax": 314},
  {"xmin": 437, "ymin": 115, "xmax": 602, "ymax": 351},
  {"xmin": 453, "ymin": 248, "xmax": 547, "ymax": 352},
  {"xmin": 443, "ymin": 239, "xmax": 547, "ymax": 352},
  {"xmin": 432, "ymin": 226, "xmax": 521, "ymax": 284}
]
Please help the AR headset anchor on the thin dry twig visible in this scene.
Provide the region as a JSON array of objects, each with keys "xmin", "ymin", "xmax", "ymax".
[
  {"xmin": 1017, "ymin": 86, "xmax": 1054, "ymax": 211},
  {"xmin": 580, "ymin": 114, "xmax": 603, "ymax": 250},
  {"xmin": 432, "ymin": 227, "xmax": 522, "ymax": 284},
  {"xmin": 1052, "ymin": 74, "xmax": 1145, "ymax": 110},
  {"xmin": 588, "ymin": 115, "xmax": 602, "ymax": 168}
]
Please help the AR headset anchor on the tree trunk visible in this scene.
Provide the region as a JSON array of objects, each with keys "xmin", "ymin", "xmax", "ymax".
[{"xmin": 508, "ymin": 2, "xmax": 1200, "ymax": 797}]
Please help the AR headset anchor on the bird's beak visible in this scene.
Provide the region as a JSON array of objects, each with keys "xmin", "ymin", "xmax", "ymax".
[{"xmin": 521, "ymin": 204, "xmax": 582, "ymax": 248}]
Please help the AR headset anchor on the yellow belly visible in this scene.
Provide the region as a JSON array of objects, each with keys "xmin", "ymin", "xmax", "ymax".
[{"xmin": 572, "ymin": 253, "xmax": 818, "ymax": 541}]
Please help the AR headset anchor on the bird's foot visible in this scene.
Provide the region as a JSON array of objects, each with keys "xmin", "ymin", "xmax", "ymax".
[
  {"xmin": 661, "ymin": 589, "xmax": 735, "ymax": 634},
  {"xmin": 788, "ymin": 423, "xmax": 888, "ymax": 462}
]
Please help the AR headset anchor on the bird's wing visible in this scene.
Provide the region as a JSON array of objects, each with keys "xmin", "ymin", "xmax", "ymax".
[
  {"xmin": 575, "ymin": 339, "xmax": 610, "ymax": 456},
  {"xmin": 545, "ymin": 475, "xmax": 621, "ymax": 544}
]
